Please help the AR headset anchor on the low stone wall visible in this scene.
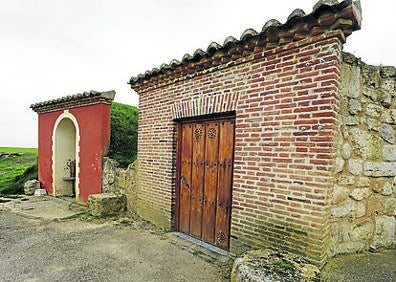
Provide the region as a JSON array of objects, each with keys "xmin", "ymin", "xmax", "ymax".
[
  {"xmin": 102, "ymin": 157, "xmax": 139, "ymax": 213},
  {"xmin": 330, "ymin": 53, "xmax": 396, "ymax": 256}
]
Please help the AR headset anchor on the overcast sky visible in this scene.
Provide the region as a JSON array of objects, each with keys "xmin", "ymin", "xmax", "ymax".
[{"xmin": 1, "ymin": 0, "xmax": 395, "ymax": 148}]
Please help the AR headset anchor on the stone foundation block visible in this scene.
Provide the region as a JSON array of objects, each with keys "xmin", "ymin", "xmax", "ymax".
[
  {"xmin": 356, "ymin": 177, "xmax": 370, "ymax": 187},
  {"xmin": 231, "ymin": 249, "xmax": 320, "ymax": 282},
  {"xmin": 341, "ymin": 142, "xmax": 352, "ymax": 159},
  {"xmin": 335, "ymin": 157, "xmax": 345, "ymax": 173},
  {"xmin": 372, "ymin": 216, "xmax": 395, "ymax": 248},
  {"xmin": 382, "ymin": 182, "xmax": 393, "ymax": 195},
  {"xmin": 348, "ymin": 98, "xmax": 362, "ymax": 115},
  {"xmin": 382, "ymin": 145, "xmax": 396, "ymax": 161},
  {"xmin": 24, "ymin": 179, "xmax": 40, "ymax": 195},
  {"xmin": 350, "ymin": 219, "xmax": 373, "ymax": 241},
  {"xmin": 380, "ymin": 124, "xmax": 394, "ymax": 144},
  {"xmin": 348, "ymin": 159, "xmax": 363, "ymax": 175},
  {"xmin": 332, "ymin": 198, "xmax": 365, "ymax": 218},
  {"xmin": 88, "ymin": 193, "xmax": 126, "ymax": 217},
  {"xmin": 381, "ymin": 109, "xmax": 396, "ymax": 124},
  {"xmin": 364, "ymin": 162, "xmax": 396, "ymax": 177},
  {"xmin": 349, "ymin": 188, "xmax": 371, "ymax": 201},
  {"xmin": 349, "ymin": 128, "xmax": 381, "ymax": 161},
  {"xmin": 334, "ymin": 241, "xmax": 366, "ymax": 255},
  {"xmin": 366, "ymin": 103, "xmax": 382, "ymax": 118},
  {"xmin": 333, "ymin": 185, "xmax": 349, "ymax": 205}
]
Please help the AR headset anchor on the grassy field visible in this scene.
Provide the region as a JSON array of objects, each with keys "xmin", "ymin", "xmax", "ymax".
[
  {"xmin": 0, "ymin": 147, "xmax": 37, "ymax": 154},
  {"xmin": 0, "ymin": 147, "xmax": 38, "ymax": 195}
]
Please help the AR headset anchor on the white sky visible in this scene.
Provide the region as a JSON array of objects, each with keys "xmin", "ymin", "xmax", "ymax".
[{"xmin": 1, "ymin": 0, "xmax": 395, "ymax": 148}]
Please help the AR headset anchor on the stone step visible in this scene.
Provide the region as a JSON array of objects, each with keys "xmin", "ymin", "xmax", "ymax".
[{"xmin": 87, "ymin": 193, "xmax": 126, "ymax": 217}]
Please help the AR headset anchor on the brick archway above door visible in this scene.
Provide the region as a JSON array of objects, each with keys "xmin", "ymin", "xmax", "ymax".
[
  {"xmin": 176, "ymin": 115, "xmax": 235, "ymax": 250},
  {"xmin": 172, "ymin": 92, "xmax": 239, "ymax": 120}
]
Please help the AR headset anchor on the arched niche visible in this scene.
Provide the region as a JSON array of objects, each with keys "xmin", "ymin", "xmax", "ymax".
[{"xmin": 52, "ymin": 111, "xmax": 80, "ymax": 198}]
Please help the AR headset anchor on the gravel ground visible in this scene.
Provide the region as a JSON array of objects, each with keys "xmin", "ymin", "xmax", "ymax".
[
  {"xmin": 0, "ymin": 198, "xmax": 227, "ymax": 282},
  {"xmin": 321, "ymin": 248, "xmax": 396, "ymax": 282},
  {"xmin": 1, "ymin": 196, "xmax": 395, "ymax": 282}
]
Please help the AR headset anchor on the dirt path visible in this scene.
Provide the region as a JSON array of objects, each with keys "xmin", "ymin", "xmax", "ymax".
[
  {"xmin": 0, "ymin": 197, "xmax": 228, "ymax": 282},
  {"xmin": 2, "ymin": 196, "xmax": 394, "ymax": 281}
]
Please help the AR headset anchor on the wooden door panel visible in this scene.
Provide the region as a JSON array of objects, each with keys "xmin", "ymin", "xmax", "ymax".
[
  {"xmin": 202, "ymin": 122, "xmax": 219, "ymax": 243},
  {"xmin": 190, "ymin": 123, "xmax": 205, "ymax": 237},
  {"xmin": 215, "ymin": 120, "xmax": 235, "ymax": 249},
  {"xmin": 179, "ymin": 124, "xmax": 193, "ymax": 233},
  {"xmin": 177, "ymin": 116, "xmax": 234, "ymax": 250}
]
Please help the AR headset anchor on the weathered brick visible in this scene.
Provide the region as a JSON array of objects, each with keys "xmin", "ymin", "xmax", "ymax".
[{"xmin": 129, "ymin": 5, "xmax": 359, "ymax": 268}]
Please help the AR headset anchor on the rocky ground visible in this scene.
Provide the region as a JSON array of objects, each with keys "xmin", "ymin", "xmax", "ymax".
[{"xmin": 0, "ymin": 196, "xmax": 230, "ymax": 282}]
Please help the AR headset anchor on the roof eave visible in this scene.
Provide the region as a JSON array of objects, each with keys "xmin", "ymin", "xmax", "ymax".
[{"xmin": 31, "ymin": 90, "xmax": 116, "ymax": 113}]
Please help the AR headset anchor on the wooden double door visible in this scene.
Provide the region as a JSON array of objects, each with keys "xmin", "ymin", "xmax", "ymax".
[{"xmin": 176, "ymin": 116, "xmax": 235, "ymax": 250}]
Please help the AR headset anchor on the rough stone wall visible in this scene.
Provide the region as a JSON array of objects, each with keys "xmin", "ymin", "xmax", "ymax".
[
  {"xmin": 102, "ymin": 158, "xmax": 122, "ymax": 194},
  {"xmin": 330, "ymin": 52, "xmax": 396, "ymax": 256},
  {"xmin": 102, "ymin": 157, "xmax": 139, "ymax": 213}
]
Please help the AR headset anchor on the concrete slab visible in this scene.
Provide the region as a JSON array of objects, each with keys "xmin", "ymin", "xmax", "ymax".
[
  {"xmin": 0, "ymin": 195, "xmax": 86, "ymax": 220},
  {"xmin": 0, "ymin": 199, "xmax": 226, "ymax": 281}
]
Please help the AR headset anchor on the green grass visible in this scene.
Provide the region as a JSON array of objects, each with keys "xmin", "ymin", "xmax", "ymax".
[
  {"xmin": 0, "ymin": 147, "xmax": 38, "ymax": 195},
  {"xmin": 0, "ymin": 147, "xmax": 37, "ymax": 154},
  {"xmin": 191, "ymin": 250, "xmax": 204, "ymax": 256},
  {"xmin": 278, "ymin": 261, "xmax": 294, "ymax": 270}
]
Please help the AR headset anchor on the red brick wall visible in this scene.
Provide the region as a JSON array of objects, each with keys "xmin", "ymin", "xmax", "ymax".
[
  {"xmin": 137, "ymin": 87, "xmax": 176, "ymax": 227},
  {"xmin": 135, "ymin": 30, "xmax": 344, "ymax": 264},
  {"xmin": 231, "ymin": 35, "xmax": 342, "ymax": 264}
]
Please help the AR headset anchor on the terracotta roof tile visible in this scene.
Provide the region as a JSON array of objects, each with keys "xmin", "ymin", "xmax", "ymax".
[{"xmin": 31, "ymin": 90, "xmax": 115, "ymax": 113}]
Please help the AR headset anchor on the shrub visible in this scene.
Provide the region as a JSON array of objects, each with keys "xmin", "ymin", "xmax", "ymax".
[{"xmin": 108, "ymin": 102, "xmax": 138, "ymax": 168}]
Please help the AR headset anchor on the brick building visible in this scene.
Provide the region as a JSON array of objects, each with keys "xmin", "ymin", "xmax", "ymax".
[{"xmin": 128, "ymin": 0, "xmax": 393, "ymax": 266}]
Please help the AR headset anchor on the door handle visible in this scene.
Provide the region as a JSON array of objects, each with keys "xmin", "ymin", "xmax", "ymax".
[{"xmin": 180, "ymin": 175, "xmax": 189, "ymax": 188}]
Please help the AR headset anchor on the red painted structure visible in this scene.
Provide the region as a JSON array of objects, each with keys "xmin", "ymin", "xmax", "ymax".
[{"xmin": 31, "ymin": 90, "xmax": 115, "ymax": 202}]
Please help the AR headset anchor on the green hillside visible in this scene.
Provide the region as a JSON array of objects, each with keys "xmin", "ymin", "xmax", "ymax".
[
  {"xmin": 0, "ymin": 147, "xmax": 38, "ymax": 195},
  {"xmin": 108, "ymin": 102, "xmax": 138, "ymax": 167}
]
